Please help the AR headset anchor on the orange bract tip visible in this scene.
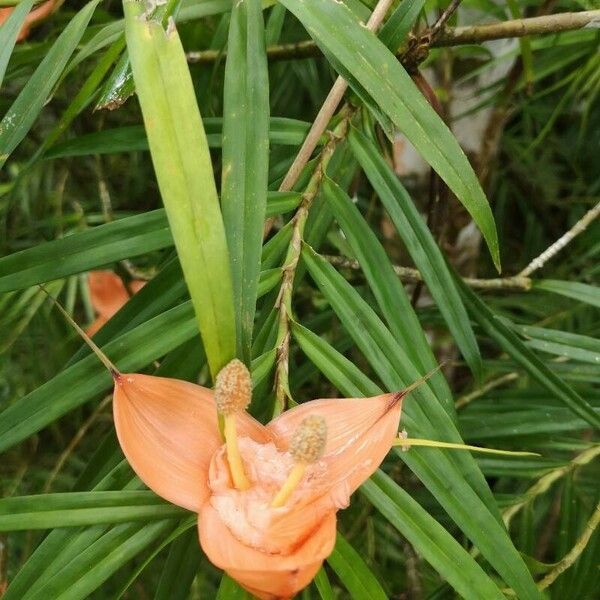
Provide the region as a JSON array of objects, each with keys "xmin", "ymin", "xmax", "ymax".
[
  {"xmin": 214, "ymin": 359, "xmax": 252, "ymax": 415},
  {"xmin": 289, "ymin": 415, "xmax": 327, "ymax": 464}
]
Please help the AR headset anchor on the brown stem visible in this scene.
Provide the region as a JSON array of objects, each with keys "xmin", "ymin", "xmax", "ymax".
[{"xmin": 186, "ymin": 11, "xmax": 600, "ymax": 65}]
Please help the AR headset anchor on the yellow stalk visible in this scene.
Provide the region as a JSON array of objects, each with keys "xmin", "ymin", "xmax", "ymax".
[
  {"xmin": 271, "ymin": 462, "xmax": 307, "ymax": 508},
  {"xmin": 224, "ymin": 414, "xmax": 250, "ymax": 491}
]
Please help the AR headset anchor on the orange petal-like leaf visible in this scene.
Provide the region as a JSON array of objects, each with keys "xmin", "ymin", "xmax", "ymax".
[
  {"xmin": 88, "ymin": 271, "xmax": 144, "ymax": 319},
  {"xmin": 268, "ymin": 392, "xmax": 403, "ymax": 510},
  {"xmin": 113, "ymin": 373, "xmax": 271, "ymax": 511},
  {"xmin": 198, "ymin": 506, "xmax": 336, "ymax": 600}
]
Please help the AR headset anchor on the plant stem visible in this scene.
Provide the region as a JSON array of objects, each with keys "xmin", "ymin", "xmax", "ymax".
[
  {"xmin": 278, "ymin": 0, "xmax": 394, "ymax": 194},
  {"xmin": 518, "ymin": 200, "xmax": 600, "ymax": 277},
  {"xmin": 272, "ymin": 117, "xmax": 352, "ymax": 417},
  {"xmin": 323, "ymin": 254, "xmax": 533, "ymax": 291},
  {"xmin": 537, "ymin": 502, "xmax": 600, "ymax": 590},
  {"xmin": 186, "ymin": 11, "xmax": 600, "ymax": 65},
  {"xmin": 502, "ymin": 444, "xmax": 600, "ymax": 528}
]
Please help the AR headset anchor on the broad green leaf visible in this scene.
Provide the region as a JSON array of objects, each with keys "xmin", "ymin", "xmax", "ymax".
[
  {"xmin": 298, "ymin": 252, "xmax": 541, "ymax": 600},
  {"xmin": 457, "ymin": 280, "xmax": 600, "ymax": 429},
  {"xmin": 322, "ymin": 176, "xmax": 454, "ymax": 406},
  {"xmin": 0, "ymin": 0, "xmax": 35, "ymax": 87},
  {"xmin": 0, "ymin": 491, "xmax": 185, "ymax": 531},
  {"xmin": 327, "ymin": 535, "xmax": 387, "ymax": 600},
  {"xmin": 278, "ymin": 0, "xmax": 501, "ymax": 270},
  {"xmin": 222, "ymin": 0, "xmax": 269, "ymax": 361},
  {"xmin": 0, "ymin": 0, "xmax": 101, "ymax": 167},
  {"xmin": 349, "ymin": 127, "xmax": 482, "ymax": 379},
  {"xmin": 124, "ymin": 0, "xmax": 235, "ymax": 378},
  {"xmin": 534, "ymin": 279, "xmax": 600, "ymax": 309},
  {"xmin": 363, "ymin": 472, "xmax": 505, "ymax": 600}
]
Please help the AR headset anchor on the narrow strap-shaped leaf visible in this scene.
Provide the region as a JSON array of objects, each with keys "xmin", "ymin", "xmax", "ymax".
[
  {"xmin": 221, "ymin": 0, "xmax": 270, "ymax": 361},
  {"xmin": 216, "ymin": 575, "xmax": 252, "ymax": 599},
  {"xmin": 363, "ymin": 472, "xmax": 505, "ymax": 600},
  {"xmin": 349, "ymin": 127, "xmax": 482, "ymax": 379},
  {"xmin": 278, "ymin": 0, "xmax": 501, "ymax": 270},
  {"xmin": 298, "ymin": 252, "xmax": 542, "ymax": 600},
  {"xmin": 26, "ymin": 520, "xmax": 176, "ymax": 600},
  {"xmin": 124, "ymin": 0, "xmax": 235, "ymax": 378},
  {"xmin": 0, "ymin": 192, "xmax": 300, "ymax": 293},
  {"xmin": 0, "ymin": 491, "xmax": 185, "ymax": 531},
  {"xmin": 45, "ymin": 118, "xmax": 316, "ymax": 158},
  {"xmin": 0, "ymin": 302, "xmax": 197, "ymax": 454},
  {"xmin": 457, "ymin": 279, "xmax": 600, "ymax": 429},
  {"xmin": 322, "ymin": 175, "xmax": 455, "ymax": 405},
  {"xmin": 0, "ymin": 0, "xmax": 101, "ymax": 167},
  {"xmin": 0, "ymin": 0, "xmax": 35, "ymax": 87},
  {"xmin": 300, "ymin": 244, "xmax": 497, "ymax": 516},
  {"xmin": 327, "ymin": 535, "xmax": 388, "ymax": 600},
  {"xmin": 378, "ymin": 0, "xmax": 425, "ymax": 51},
  {"xmin": 533, "ymin": 279, "xmax": 600, "ymax": 309},
  {"xmin": 154, "ymin": 529, "xmax": 201, "ymax": 600}
]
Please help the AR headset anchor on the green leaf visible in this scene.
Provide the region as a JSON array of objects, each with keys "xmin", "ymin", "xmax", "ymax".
[
  {"xmin": 297, "ymin": 252, "xmax": 542, "ymax": 600},
  {"xmin": 124, "ymin": 0, "xmax": 236, "ymax": 378},
  {"xmin": 44, "ymin": 118, "xmax": 315, "ymax": 158},
  {"xmin": 348, "ymin": 127, "xmax": 482, "ymax": 378},
  {"xmin": 327, "ymin": 535, "xmax": 387, "ymax": 600},
  {"xmin": 363, "ymin": 472, "xmax": 505, "ymax": 600},
  {"xmin": 278, "ymin": 0, "xmax": 501, "ymax": 270},
  {"xmin": 533, "ymin": 279, "xmax": 600, "ymax": 309},
  {"xmin": 321, "ymin": 175, "xmax": 455, "ymax": 404},
  {"xmin": 515, "ymin": 324, "xmax": 600, "ymax": 364},
  {"xmin": 378, "ymin": 0, "xmax": 425, "ymax": 51},
  {"xmin": 0, "ymin": 0, "xmax": 35, "ymax": 87},
  {"xmin": 26, "ymin": 520, "xmax": 177, "ymax": 600},
  {"xmin": 0, "ymin": 302, "xmax": 197, "ymax": 454},
  {"xmin": 222, "ymin": 0, "xmax": 270, "ymax": 361},
  {"xmin": 154, "ymin": 529, "xmax": 201, "ymax": 600},
  {"xmin": 0, "ymin": 210, "xmax": 171, "ymax": 293},
  {"xmin": 216, "ymin": 575, "xmax": 252, "ymax": 599},
  {"xmin": 0, "ymin": 0, "xmax": 101, "ymax": 167},
  {"xmin": 0, "ymin": 491, "xmax": 186, "ymax": 531},
  {"xmin": 457, "ymin": 279, "xmax": 600, "ymax": 429}
]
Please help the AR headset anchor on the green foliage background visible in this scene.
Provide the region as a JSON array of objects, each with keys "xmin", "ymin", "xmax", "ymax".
[{"xmin": 0, "ymin": 0, "xmax": 599, "ymax": 598}]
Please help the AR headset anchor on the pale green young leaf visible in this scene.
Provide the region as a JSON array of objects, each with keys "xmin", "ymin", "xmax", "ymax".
[{"xmin": 124, "ymin": 0, "xmax": 236, "ymax": 377}]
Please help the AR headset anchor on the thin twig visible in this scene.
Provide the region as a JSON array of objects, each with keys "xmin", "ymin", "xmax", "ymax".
[
  {"xmin": 502, "ymin": 444, "xmax": 600, "ymax": 528},
  {"xmin": 518, "ymin": 200, "xmax": 600, "ymax": 277},
  {"xmin": 323, "ymin": 254, "xmax": 533, "ymax": 290},
  {"xmin": 455, "ymin": 372, "xmax": 519, "ymax": 409},
  {"xmin": 537, "ymin": 502, "xmax": 600, "ymax": 590},
  {"xmin": 278, "ymin": 0, "xmax": 394, "ymax": 193},
  {"xmin": 429, "ymin": 0, "xmax": 462, "ymax": 42},
  {"xmin": 186, "ymin": 11, "xmax": 600, "ymax": 65}
]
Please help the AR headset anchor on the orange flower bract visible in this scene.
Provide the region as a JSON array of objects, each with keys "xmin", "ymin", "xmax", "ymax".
[
  {"xmin": 86, "ymin": 271, "xmax": 145, "ymax": 335},
  {"xmin": 112, "ymin": 369, "xmax": 405, "ymax": 599}
]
